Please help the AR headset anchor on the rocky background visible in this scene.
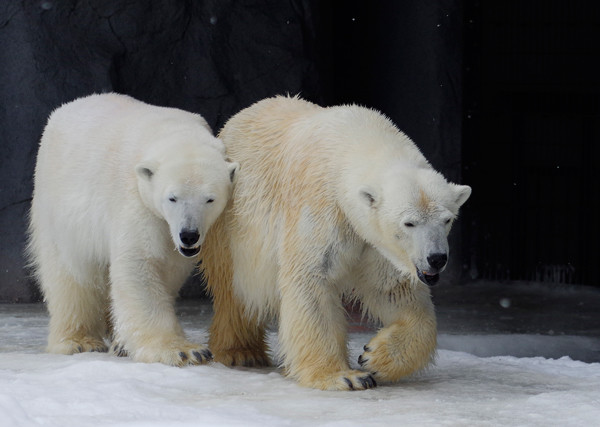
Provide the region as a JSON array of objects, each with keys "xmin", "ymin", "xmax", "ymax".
[{"xmin": 0, "ymin": 1, "xmax": 463, "ymax": 302}]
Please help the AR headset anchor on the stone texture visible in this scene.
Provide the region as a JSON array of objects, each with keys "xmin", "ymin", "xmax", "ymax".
[
  {"xmin": 0, "ymin": 0, "xmax": 327, "ymax": 301},
  {"xmin": 0, "ymin": 0, "xmax": 463, "ymax": 301}
]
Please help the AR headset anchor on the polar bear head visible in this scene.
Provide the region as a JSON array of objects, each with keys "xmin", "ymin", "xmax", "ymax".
[
  {"xmin": 355, "ymin": 166, "xmax": 471, "ymax": 286},
  {"xmin": 135, "ymin": 145, "xmax": 238, "ymax": 258}
]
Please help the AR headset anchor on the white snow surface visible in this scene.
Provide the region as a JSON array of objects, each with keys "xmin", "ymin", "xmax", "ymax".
[{"xmin": 1, "ymin": 301, "xmax": 599, "ymax": 427}]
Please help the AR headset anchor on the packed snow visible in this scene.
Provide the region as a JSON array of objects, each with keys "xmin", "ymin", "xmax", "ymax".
[{"xmin": 1, "ymin": 294, "xmax": 599, "ymax": 427}]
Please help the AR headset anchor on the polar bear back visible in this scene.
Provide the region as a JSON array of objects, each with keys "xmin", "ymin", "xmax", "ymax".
[
  {"xmin": 38, "ymin": 93, "xmax": 215, "ymax": 181},
  {"xmin": 214, "ymin": 96, "xmax": 434, "ymax": 318},
  {"xmin": 219, "ymin": 96, "xmax": 430, "ymax": 217}
]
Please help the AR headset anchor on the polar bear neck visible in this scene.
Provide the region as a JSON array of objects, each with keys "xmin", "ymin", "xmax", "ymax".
[{"xmin": 327, "ymin": 105, "xmax": 433, "ymax": 247}]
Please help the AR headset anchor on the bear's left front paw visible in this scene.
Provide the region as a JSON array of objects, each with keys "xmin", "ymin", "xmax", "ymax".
[
  {"xmin": 358, "ymin": 322, "xmax": 435, "ymax": 382},
  {"xmin": 124, "ymin": 339, "xmax": 213, "ymax": 367},
  {"xmin": 359, "ymin": 343, "xmax": 410, "ymax": 382}
]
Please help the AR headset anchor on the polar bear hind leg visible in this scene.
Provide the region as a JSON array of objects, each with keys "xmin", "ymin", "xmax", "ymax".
[
  {"xmin": 202, "ymin": 218, "xmax": 270, "ymax": 367},
  {"xmin": 40, "ymin": 255, "xmax": 109, "ymax": 354},
  {"xmin": 208, "ymin": 279, "xmax": 270, "ymax": 367}
]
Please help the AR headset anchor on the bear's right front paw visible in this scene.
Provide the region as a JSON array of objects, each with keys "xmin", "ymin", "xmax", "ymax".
[
  {"xmin": 179, "ymin": 348, "xmax": 214, "ymax": 366},
  {"xmin": 110, "ymin": 342, "xmax": 129, "ymax": 358}
]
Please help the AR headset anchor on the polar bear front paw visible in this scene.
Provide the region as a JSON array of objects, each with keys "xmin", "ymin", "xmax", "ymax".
[
  {"xmin": 358, "ymin": 322, "xmax": 435, "ymax": 382},
  {"xmin": 176, "ymin": 347, "xmax": 213, "ymax": 366},
  {"xmin": 120, "ymin": 339, "xmax": 213, "ymax": 366},
  {"xmin": 48, "ymin": 336, "xmax": 108, "ymax": 354},
  {"xmin": 110, "ymin": 342, "xmax": 129, "ymax": 358},
  {"xmin": 303, "ymin": 369, "xmax": 377, "ymax": 391}
]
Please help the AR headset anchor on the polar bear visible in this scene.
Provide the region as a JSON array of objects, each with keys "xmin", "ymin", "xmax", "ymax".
[
  {"xmin": 27, "ymin": 93, "xmax": 238, "ymax": 366},
  {"xmin": 200, "ymin": 96, "xmax": 471, "ymax": 390}
]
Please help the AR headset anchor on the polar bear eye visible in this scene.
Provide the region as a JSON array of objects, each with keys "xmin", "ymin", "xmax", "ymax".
[
  {"xmin": 169, "ymin": 196, "xmax": 177, "ymax": 203},
  {"xmin": 206, "ymin": 198, "xmax": 214, "ymax": 204},
  {"xmin": 445, "ymin": 218, "xmax": 452, "ymax": 225},
  {"xmin": 404, "ymin": 222, "xmax": 415, "ymax": 228}
]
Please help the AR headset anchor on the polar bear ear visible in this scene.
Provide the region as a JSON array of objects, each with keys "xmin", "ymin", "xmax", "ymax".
[
  {"xmin": 227, "ymin": 161, "xmax": 240, "ymax": 183},
  {"xmin": 453, "ymin": 184, "xmax": 472, "ymax": 207},
  {"xmin": 359, "ymin": 186, "xmax": 379, "ymax": 208},
  {"xmin": 135, "ymin": 162, "xmax": 157, "ymax": 181}
]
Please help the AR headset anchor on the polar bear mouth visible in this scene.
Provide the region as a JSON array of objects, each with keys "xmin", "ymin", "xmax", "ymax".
[
  {"xmin": 416, "ymin": 268, "xmax": 440, "ymax": 286},
  {"xmin": 178, "ymin": 246, "xmax": 201, "ymax": 257}
]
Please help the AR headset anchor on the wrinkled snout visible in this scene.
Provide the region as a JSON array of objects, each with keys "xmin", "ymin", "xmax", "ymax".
[
  {"xmin": 178, "ymin": 228, "xmax": 201, "ymax": 257},
  {"xmin": 416, "ymin": 252, "xmax": 448, "ymax": 286}
]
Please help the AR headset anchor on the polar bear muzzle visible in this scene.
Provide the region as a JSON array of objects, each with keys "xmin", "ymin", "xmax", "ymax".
[
  {"xmin": 416, "ymin": 252, "xmax": 448, "ymax": 286},
  {"xmin": 179, "ymin": 246, "xmax": 201, "ymax": 257},
  {"xmin": 178, "ymin": 229, "xmax": 201, "ymax": 257}
]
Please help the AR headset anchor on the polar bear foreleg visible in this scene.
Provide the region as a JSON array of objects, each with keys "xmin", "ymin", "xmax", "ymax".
[
  {"xmin": 109, "ymin": 255, "xmax": 211, "ymax": 366},
  {"xmin": 277, "ymin": 268, "xmax": 376, "ymax": 391},
  {"xmin": 354, "ymin": 279, "xmax": 437, "ymax": 382}
]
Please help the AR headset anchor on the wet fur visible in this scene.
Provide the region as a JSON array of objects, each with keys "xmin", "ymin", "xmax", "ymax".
[{"xmin": 201, "ymin": 96, "xmax": 469, "ymax": 390}]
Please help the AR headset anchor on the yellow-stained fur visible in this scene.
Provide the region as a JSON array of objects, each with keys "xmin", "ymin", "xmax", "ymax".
[{"xmin": 200, "ymin": 96, "xmax": 470, "ymax": 390}]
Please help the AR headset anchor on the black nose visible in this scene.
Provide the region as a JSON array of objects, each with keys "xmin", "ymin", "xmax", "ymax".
[
  {"xmin": 179, "ymin": 229, "xmax": 199, "ymax": 247},
  {"xmin": 427, "ymin": 253, "xmax": 448, "ymax": 270}
]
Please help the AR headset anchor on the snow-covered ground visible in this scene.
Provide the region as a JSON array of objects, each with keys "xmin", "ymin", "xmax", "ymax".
[{"xmin": 1, "ymin": 282, "xmax": 599, "ymax": 426}]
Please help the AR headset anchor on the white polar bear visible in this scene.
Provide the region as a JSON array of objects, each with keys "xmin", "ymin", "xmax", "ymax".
[
  {"xmin": 28, "ymin": 93, "xmax": 238, "ymax": 366},
  {"xmin": 200, "ymin": 96, "xmax": 471, "ymax": 390}
]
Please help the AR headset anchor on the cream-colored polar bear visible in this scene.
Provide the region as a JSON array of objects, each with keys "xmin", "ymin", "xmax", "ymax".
[
  {"xmin": 28, "ymin": 93, "xmax": 238, "ymax": 366},
  {"xmin": 200, "ymin": 96, "xmax": 471, "ymax": 390}
]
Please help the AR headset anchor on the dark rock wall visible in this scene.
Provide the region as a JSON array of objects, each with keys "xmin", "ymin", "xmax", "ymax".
[
  {"xmin": 331, "ymin": 1, "xmax": 463, "ymax": 182},
  {"xmin": 0, "ymin": 1, "xmax": 463, "ymax": 302}
]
